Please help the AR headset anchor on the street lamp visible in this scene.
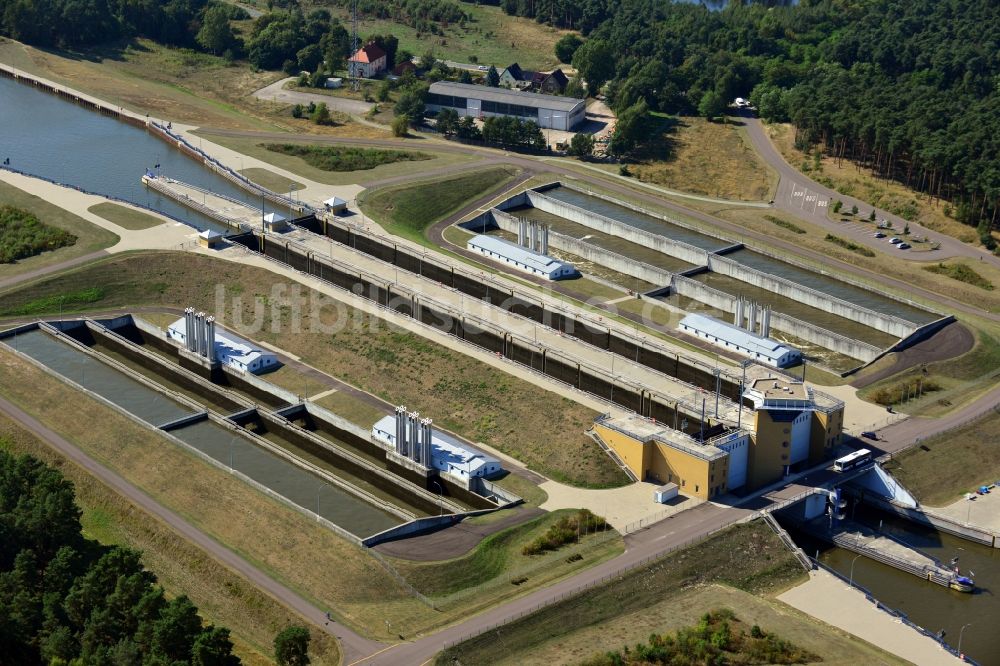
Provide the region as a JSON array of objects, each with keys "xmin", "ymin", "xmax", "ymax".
[
  {"xmin": 430, "ymin": 480, "xmax": 444, "ymax": 516},
  {"xmin": 958, "ymin": 623, "xmax": 972, "ymax": 656},
  {"xmin": 849, "ymin": 553, "xmax": 862, "ymax": 588}
]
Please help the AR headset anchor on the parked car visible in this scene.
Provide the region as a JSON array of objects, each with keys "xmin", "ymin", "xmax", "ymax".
[
  {"xmin": 889, "ymin": 237, "xmax": 902, "ymax": 244},
  {"xmin": 861, "ymin": 431, "xmax": 878, "ymax": 440},
  {"xmin": 874, "ymin": 232, "xmax": 886, "ymax": 238},
  {"xmin": 477, "ymin": 65, "xmax": 489, "ymax": 71},
  {"xmin": 897, "ymin": 242, "xmax": 911, "ymax": 249}
]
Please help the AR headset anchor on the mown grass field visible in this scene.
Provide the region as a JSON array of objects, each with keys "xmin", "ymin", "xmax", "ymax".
[
  {"xmin": 435, "ymin": 521, "xmax": 811, "ymax": 665},
  {"xmin": 361, "ymin": 166, "xmax": 521, "ymax": 244},
  {"xmin": 630, "ymin": 117, "xmax": 778, "ymax": 202},
  {"xmin": 87, "ymin": 202, "xmax": 164, "ymax": 230},
  {"xmin": 884, "ymin": 407, "xmax": 1000, "ymax": 506},
  {"xmin": 194, "ymin": 130, "xmax": 476, "ymax": 186},
  {"xmin": 924, "ymin": 261, "xmax": 994, "ymax": 291},
  {"xmin": 0, "ymin": 251, "xmax": 627, "ymax": 488},
  {"xmin": 325, "ymin": 2, "xmax": 570, "ymax": 71},
  {"xmin": 0, "ymin": 180, "xmax": 118, "ymax": 281},
  {"xmin": 387, "ymin": 509, "xmax": 622, "ymax": 602}
]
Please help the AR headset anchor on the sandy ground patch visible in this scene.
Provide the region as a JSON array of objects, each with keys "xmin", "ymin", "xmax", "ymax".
[{"xmin": 540, "ymin": 478, "xmax": 703, "ymax": 531}]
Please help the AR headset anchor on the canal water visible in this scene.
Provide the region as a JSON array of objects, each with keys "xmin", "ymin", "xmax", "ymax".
[
  {"xmin": 803, "ymin": 506, "xmax": 1000, "ymax": 664},
  {"xmin": 0, "ymin": 76, "xmax": 287, "ymax": 231},
  {"xmin": 11, "ymin": 328, "xmax": 403, "ymax": 538}
]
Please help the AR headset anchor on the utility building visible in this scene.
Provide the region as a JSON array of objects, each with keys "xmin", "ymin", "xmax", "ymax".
[
  {"xmin": 467, "ymin": 234, "xmax": 575, "ymax": 280},
  {"xmin": 166, "ymin": 309, "xmax": 279, "ymax": 375},
  {"xmin": 427, "ymin": 81, "xmax": 586, "ymax": 130},
  {"xmin": 372, "ymin": 411, "xmax": 503, "ymax": 482},
  {"xmin": 593, "ymin": 374, "xmax": 843, "ymax": 497},
  {"xmin": 678, "ymin": 312, "xmax": 801, "ymax": 368}
]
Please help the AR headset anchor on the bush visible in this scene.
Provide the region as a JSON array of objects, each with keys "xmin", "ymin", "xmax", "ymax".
[
  {"xmin": 311, "ymin": 102, "xmax": 332, "ymax": 125},
  {"xmin": 869, "ymin": 377, "xmax": 941, "ymax": 406},
  {"xmin": 824, "ymin": 234, "xmax": 875, "ymax": 257},
  {"xmin": 391, "ymin": 115, "xmax": 410, "ymax": 137},
  {"xmin": 832, "ymin": 200, "xmax": 843, "ymax": 213},
  {"xmin": 263, "ymin": 144, "xmax": 430, "ymax": 171},
  {"xmin": 924, "ymin": 263, "xmax": 994, "ymax": 291},
  {"xmin": 0, "ymin": 205, "xmax": 77, "ymax": 263},
  {"xmin": 522, "ymin": 510, "xmax": 607, "ymax": 556},
  {"xmin": 291, "ymin": 104, "xmax": 303, "ymax": 119},
  {"xmin": 765, "ymin": 215, "xmax": 805, "ymax": 234},
  {"xmin": 568, "ymin": 133, "xmax": 595, "ymax": 158}
]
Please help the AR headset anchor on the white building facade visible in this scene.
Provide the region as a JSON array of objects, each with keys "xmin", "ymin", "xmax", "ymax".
[
  {"xmin": 427, "ymin": 81, "xmax": 586, "ymax": 131},
  {"xmin": 467, "ymin": 234, "xmax": 575, "ymax": 280}
]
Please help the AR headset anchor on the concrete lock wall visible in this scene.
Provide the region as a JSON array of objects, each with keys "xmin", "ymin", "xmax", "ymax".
[
  {"xmin": 670, "ymin": 276, "xmax": 881, "ymax": 362},
  {"xmin": 707, "ymin": 253, "xmax": 916, "ymax": 339},
  {"xmin": 490, "ymin": 209, "xmax": 674, "ymax": 286},
  {"xmin": 525, "ymin": 190, "xmax": 710, "ymax": 267}
]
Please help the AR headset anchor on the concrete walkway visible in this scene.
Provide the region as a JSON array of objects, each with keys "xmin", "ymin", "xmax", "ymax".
[
  {"xmin": 779, "ymin": 569, "xmax": 963, "ymax": 665},
  {"xmin": 932, "ymin": 488, "xmax": 1000, "ymax": 533}
]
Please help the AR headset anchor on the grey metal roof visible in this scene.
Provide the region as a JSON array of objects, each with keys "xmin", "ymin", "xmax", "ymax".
[
  {"xmin": 467, "ymin": 234, "xmax": 571, "ymax": 276},
  {"xmin": 679, "ymin": 313, "xmax": 798, "ymax": 362},
  {"xmin": 429, "ymin": 81, "xmax": 584, "ymax": 113}
]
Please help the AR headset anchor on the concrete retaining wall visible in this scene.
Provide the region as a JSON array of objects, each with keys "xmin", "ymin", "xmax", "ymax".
[
  {"xmin": 526, "ymin": 190, "xmax": 710, "ymax": 267},
  {"xmin": 853, "ymin": 492, "xmax": 998, "ymax": 548},
  {"xmin": 845, "ymin": 315, "xmax": 958, "ymax": 376},
  {"xmin": 490, "ymin": 209, "xmax": 674, "ymax": 286},
  {"xmin": 707, "ymin": 253, "xmax": 916, "ymax": 338},
  {"xmin": 670, "ymin": 275, "xmax": 881, "ymax": 362}
]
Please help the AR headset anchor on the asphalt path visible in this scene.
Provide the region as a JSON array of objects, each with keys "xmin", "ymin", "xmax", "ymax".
[
  {"xmin": 253, "ymin": 78, "xmax": 374, "ymax": 116},
  {"xmin": 198, "ymin": 126, "xmax": 1000, "ymax": 322},
  {"xmin": 738, "ymin": 110, "xmax": 1000, "ymax": 269},
  {"xmin": 0, "ymin": 393, "xmax": 386, "ymax": 665}
]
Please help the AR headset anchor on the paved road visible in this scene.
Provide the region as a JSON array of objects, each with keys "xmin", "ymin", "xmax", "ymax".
[
  {"xmin": 739, "ymin": 111, "xmax": 999, "ymax": 269},
  {"xmin": 0, "ymin": 393, "xmax": 386, "ymax": 665},
  {"xmin": 0, "ymin": 249, "xmax": 109, "ymax": 290},
  {"xmin": 252, "ymin": 78, "xmax": 374, "ymax": 116}
]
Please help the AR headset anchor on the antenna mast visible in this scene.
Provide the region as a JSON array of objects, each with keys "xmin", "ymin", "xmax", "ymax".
[{"xmin": 350, "ymin": 0, "xmax": 360, "ymax": 91}]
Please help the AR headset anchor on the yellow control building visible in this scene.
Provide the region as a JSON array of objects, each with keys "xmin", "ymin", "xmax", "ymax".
[{"xmin": 593, "ymin": 376, "xmax": 844, "ymax": 499}]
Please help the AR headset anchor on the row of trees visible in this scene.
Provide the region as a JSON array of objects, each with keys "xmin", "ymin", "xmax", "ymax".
[
  {"xmin": 0, "ymin": 0, "xmax": 232, "ymax": 50},
  {"xmin": 436, "ymin": 108, "xmax": 545, "ymax": 150},
  {"xmin": 525, "ymin": 0, "xmax": 999, "ymax": 229},
  {"xmin": 331, "ymin": 0, "xmax": 468, "ymax": 35}
]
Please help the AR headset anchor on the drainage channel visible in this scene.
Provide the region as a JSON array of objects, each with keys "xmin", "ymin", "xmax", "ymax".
[{"xmin": 9, "ymin": 327, "xmax": 410, "ymax": 538}]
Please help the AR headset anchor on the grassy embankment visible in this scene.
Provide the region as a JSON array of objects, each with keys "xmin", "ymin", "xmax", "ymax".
[
  {"xmin": 193, "ymin": 130, "xmax": 478, "ymax": 187},
  {"xmin": 627, "ymin": 116, "xmax": 778, "ymax": 202},
  {"xmin": 856, "ymin": 327, "xmax": 1000, "ymax": 416},
  {"xmin": 238, "ymin": 168, "xmax": 304, "ymax": 195},
  {"xmin": 264, "ymin": 143, "xmax": 430, "ymax": 171},
  {"xmin": 0, "ymin": 203, "xmax": 77, "ymax": 262},
  {"xmin": 385, "ymin": 509, "xmax": 622, "ymax": 606},
  {"xmin": 0, "ymin": 347, "xmax": 621, "ymax": 640},
  {"xmin": 0, "ymin": 251, "xmax": 627, "ymax": 489},
  {"xmin": 87, "ymin": 202, "xmax": 164, "ymax": 230},
  {"xmin": 825, "ymin": 233, "xmax": 876, "ymax": 257},
  {"xmin": 768, "ymin": 122, "xmax": 1000, "ymax": 247},
  {"xmin": 435, "ymin": 520, "xmax": 900, "ymax": 665},
  {"xmin": 0, "ymin": 371, "xmax": 342, "ymax": 664},
  {"xmin": 327, "ymin": 2, "xmax": 568, "ymax": 71},
  {"xmin": 883, "ymin": 408, "xmax": 1000, "ymax": 507},
  {"xmin": 361, "ymin": 166, "xmax": 521, "ymax": 244},
  {"xmin": 924, "ymin": 262, "xmax": 994, "ymax": 291},
  {"xmin": 0, "ymin": 181, "xmax": 117, "ymax": 280}
]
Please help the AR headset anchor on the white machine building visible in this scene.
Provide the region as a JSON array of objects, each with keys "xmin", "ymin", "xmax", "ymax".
[
  {"xmin": 467, "ymin": 234, "xmax": 575, "ymax": 280},
  {"xmin": 678, "ymin": 312, "xmax": 801, "ymax": 368},
  {"xmin": 372, "ymin": 411, "xmax": 503, "ymax": 481},
  {"xmin": 426, "ymin": 81, "xmax": 586, "ymax": 131},
  {"xmin": 166, "ymin": 309, "xmax": 279, "ymax": 374}
]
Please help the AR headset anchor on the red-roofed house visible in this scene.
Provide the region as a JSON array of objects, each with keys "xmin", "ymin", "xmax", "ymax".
[{"xmin": 349, "ymin": 42, "xmax": 387, "ymax": 78}]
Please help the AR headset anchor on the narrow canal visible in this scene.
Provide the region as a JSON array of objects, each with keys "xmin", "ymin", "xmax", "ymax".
[
  {"xmin": 0, "ymin": 76, "xmax": 288, "ymax": 231},
  {"xmin": 794, "ymin": 506, "xmax": 1000, "ymax": 664}
]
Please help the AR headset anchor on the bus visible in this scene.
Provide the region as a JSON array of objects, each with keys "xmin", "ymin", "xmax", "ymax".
[{"xmin": 833, "ymin": 448, "xmax": 872, "ymax": 472}]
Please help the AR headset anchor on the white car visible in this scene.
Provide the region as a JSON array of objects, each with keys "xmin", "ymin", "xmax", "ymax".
[
  {"xmin": 889, "ymin": 237, "xmax": 901, "ymax": 244},
  {"xmin": 477, "ymin": 65, "xmax": 489, "ymax": 71},
  {"xmin": 897, "ymin": 242, "xmax": 911, "ymax": 250}
]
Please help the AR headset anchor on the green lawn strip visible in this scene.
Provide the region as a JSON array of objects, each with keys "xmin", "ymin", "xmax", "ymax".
[
  {"xmin": 924, "ymin": 262, "xmax": 994, "ymax": 291},
  {"xmin": 883, "ymin": 407, "xmax": 1000, "ymax": 506},
  {"xmin": 238, "ymin": 167, "xmax": 305, "ymax": 194},
  {"xmin": 434, "ymin": 520, "xmax": 806, "ymax": 665},
  {"xmin": 263, "ymin": 143, "xmax": 431, "ymax": 172},
  {"xmin": 87, "ymin": 202, "xmax": 164, "ymax": 230},
  {"xmin": 360, "ymin": 166, "xmax": 520, "ymax": 245}
]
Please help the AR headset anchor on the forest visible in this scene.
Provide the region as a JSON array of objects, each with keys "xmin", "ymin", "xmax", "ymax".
[
  {"xmin": 503, "ymin": 0, "xmax": 1000, "ymax": 234},
  {"xmin": 0, "ymin": 450, "xmax": 240, "ymax": 663}
]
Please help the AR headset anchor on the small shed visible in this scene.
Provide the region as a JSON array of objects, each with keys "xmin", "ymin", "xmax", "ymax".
[
  {"xmin": 654, "ymin": 483, "xmax": 679, "ymax": 504},
  {"xmin": 323, "ymin": 196, "xmax": 348, "ymax": 214},
  {"xmin": 198, "ymin": 229, "xmax": 224, "ymax": 249},
  {"xmin": 262, "ymin": 212, "xmax": 288, "ymax": 232}
]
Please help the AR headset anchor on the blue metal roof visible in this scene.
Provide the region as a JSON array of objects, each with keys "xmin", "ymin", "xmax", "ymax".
[{"xmin": 679, "ymin": 313, "xmax": 798, "ymax": 363}]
